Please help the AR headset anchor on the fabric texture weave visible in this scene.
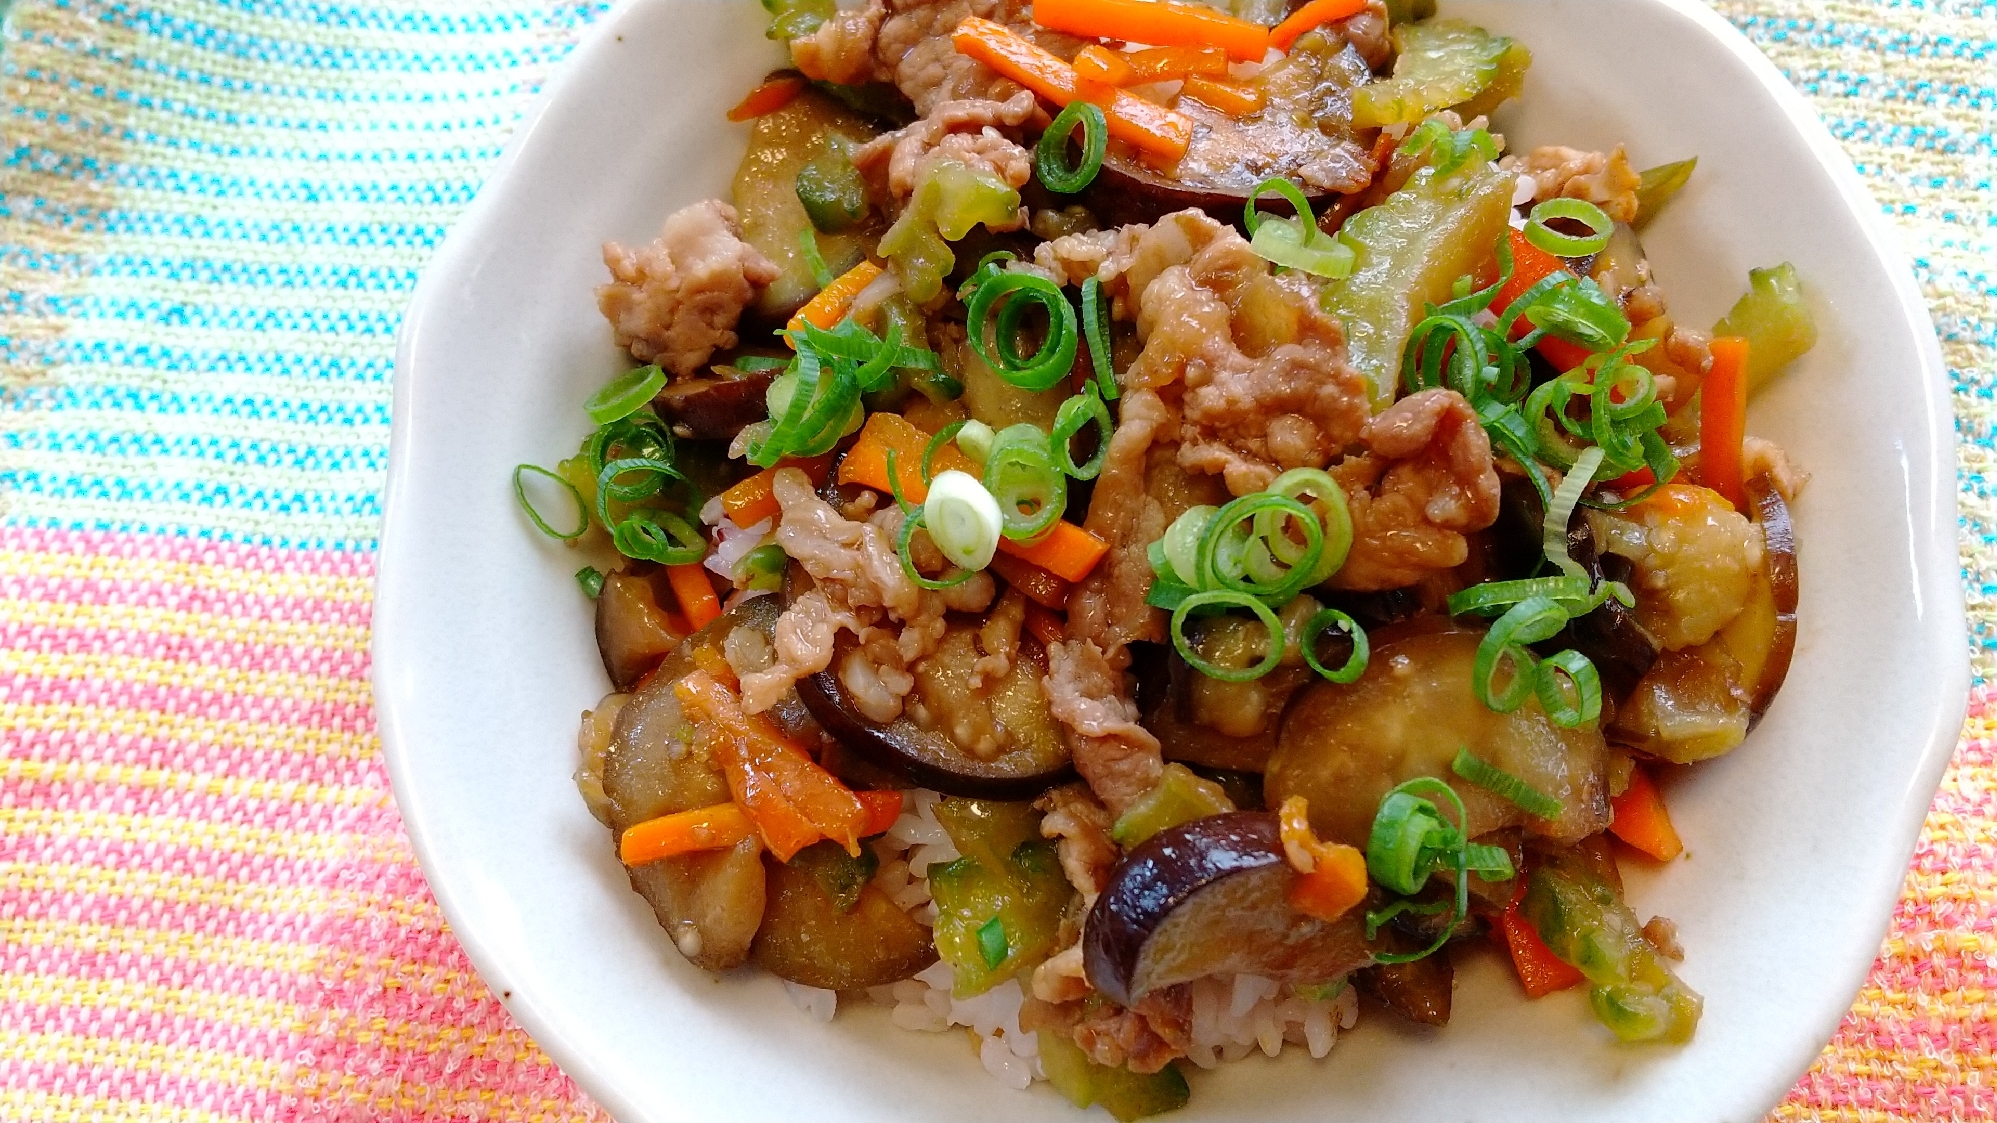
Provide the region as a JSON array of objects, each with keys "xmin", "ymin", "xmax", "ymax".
[{"xmin": 0, "ymin": 0, "xmax": 1990, "ymax": 1120}]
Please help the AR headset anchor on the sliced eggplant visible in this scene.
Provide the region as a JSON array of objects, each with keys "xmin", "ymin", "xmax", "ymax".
[
  {"xmin": 654, "ymin": 366, "xmax": 778, "ymax": 441},
  {"xmin": 732, "ymin": 89, "xmax": 884, "ymax": 321},
  {"xmin": 1081, "ymin": 33, "xmax": 1376, "ymax": 229},
  {"xmin": 1265, "ymin": 623, "xmax": 1613, "ymax": 849},
  {"xmin": 795, "ymin": 622, "xmax": 1075, "ymax": 799},
  {"xmin": 1084, "ymin": 812, "xmax": 1372, "ymax": 1007},
  {"xmin": 600, "ymin": 594, "xmax": 818, "ymax": 970},
  {"xmin": 1719, "ymin": 474, "xmax": 1799, "ymax": 721},
  {"xmin": 750, "ymin": 850, "xmax": 937, "ymax": 990},
  {"xmin": 1356, "ymin": 934, "xmax": 1453, "ymax": 1026},
  {"xmin": 595, "ymin": 570, "xmax": 689, "ymax": 692}
]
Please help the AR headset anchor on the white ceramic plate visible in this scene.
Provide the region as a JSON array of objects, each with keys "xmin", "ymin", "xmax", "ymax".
[{"xmin": 375, "ymin": 1, "xmax": 1968, "ymax": 1119}]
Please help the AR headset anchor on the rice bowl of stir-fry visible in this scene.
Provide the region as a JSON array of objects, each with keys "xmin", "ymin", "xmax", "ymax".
[{"xmin": 374, "ymin": 0, "xmax": 1966, "ymax": 1119}]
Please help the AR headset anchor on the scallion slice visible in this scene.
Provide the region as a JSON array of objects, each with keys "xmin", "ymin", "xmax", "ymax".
[
  {"xmin": 1079, "ymin": 276, "xmax": 1118, "ymax": 400},
  {"xmin": 923, "ymin": 470, "xmax": 1002, "ymax": 571},
  {"xmin": 895, "ymin": 507, "xmax": 976, "ymax": 591},
  {"xmin": 583, "ymin": 366, "xmax": 667, "ymax": 426},
  {"xmin": 984, "ymin": 423, "xmax": 1067, "ymax": 541},
  {"xmin": 1543, "ymin": 445, "xmax": 1605, "ymax": 580},
  {"xmin": 1267, "ymin": 467, "xmax": 1353, "ymax": 586},
  {"xmin": 965, "ymin": 272, "xmax": 1079, "ymax": 392},
  {"xmin": 1301, "ymin": 608, "xmax": 1368, "ymax": 683},
  {"xmin": 955, "ymin": 419, "xmax": 996, "ymax": 464},
  {"xmin": 798, "ymin": 227, "xmax": 835, "ymax": 288},
  {"xmin": 1473, "ymin": 596, "xmax": 1567, "ymax": 713},
  {"xmin": 575, "ymin": 565, "xmax": 605, "ymax": 598},
  {"xmin": 1160, "ymin": 505, "xmax": 1215, "ymax": 592},
  {"xmin": 1197, "ymin": 492, "xmax": 1323, "ymax": 606},
  {"xmin": 1249, "ymin": 218, "xmax": 1355, "ymax": 279},
  {"xmin": 1170, "ymin": 590, "xmax": 1285, "ymax": 683},
  {"xmin": 976, "ymin": 916, "xmax": 1009, "ymax": 969},
  {"xmin": 1534, "ymin": 649, "xmax": 1602, "ymax": 728},
  {"xmin": 1051, "ymin": 386, "xmax": 1113, "ymax": 480},
  {"xmin": 1036, "ymin": 100, "xmax": 1107, "ymax": 194},
  {"xmin": 1524, "ymin": 197, "xmax": 1616, "ymax": 258},
  {"xmin": 1451, "ymin": 747, "xmax": 1563, "ymax": 819},
  {"xmin": 513, "ymin": 463, "xmax": 589, "ymax": 540},
  {"xmin": 1242, "ymin": 176, "xmax": 1315, "ymax": 238},
  {"xmin": 612, "ymin": 507, "xmax": 706, "ymax": 565}
]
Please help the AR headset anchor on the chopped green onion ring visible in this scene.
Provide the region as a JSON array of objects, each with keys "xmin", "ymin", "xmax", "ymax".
[
  {"xmin": 1170, "ymin": 590, "xmax": 1285, "ymax": 683},
  {"xmin": 1544, "ymin": 445, "xmax": 1605, "ymax": 580},
  {"xmin": 575, "ymin": 565, "xmax": 605, "ymax": 598},
  {"xmin": 923, "ymin": 420, "xmax": 969, "ymax": 485},
  {"xmin": 1036, "ymin": 101, "xmax": 1108, "ymax": 194},
  {"xmin": 965, "ymin": 272, "xmax": 1080, "ymax": 392},
  {"xmin": 798, "ymin": 227, "xmax": 835, "ymax": 288},
  {"xmin": 896, "ymin": 507, "xmax": 976, "ymax": 590},
  {"xmin": 1160, "ymin": 505, "xmax": 1215, "ymax": 591},
  {"xmin": 1534, "ymin": 649, "xmax": 1602, "ymax": 728},
  {"xmin": 513, "ymin": 464, "xmax": 589, "ymax": 541},
  {"xmin": 1473, "ymin": 596, "xmax": 1567, "ymax": 713},
  {"xmin": 923, "ymin": 469, "xmax": 1002, "ymax": 571},
  {"xmin": 1301, "ymin": 609, "xmax": 1369, "ymax": 684},
  {"xmin": 984, "ymin": 423, "xmax": 1067, "ymax": 542},
  {"xmin": 583, "ymin": 366, "xmax": 667, "ymax": 426},
  {"xmin": 1051, "ymin": 386, "xmax": 1113, "ymax": 480},
  {"xmin": 955, "ymin": 419, "xmax": 996, "ymax": 465},
  {"xmin": 1451, "ymin": 747, "xmax": 1564, "ymax": 819},
  {"xmin": 1267, "ymin": 468, "xmax": 1353, "ymax": 586},
  {"xmin": 1080, "ymin": 276, "xmax": 1118, "ymax": 400},
  {"xmin": 1198, "ymin": 492, "xmax": 1323, "ymax": 606},
  {"xmin": 976, "ymin": 916, "xmax": 1009, "ymax": 969},
  {"xmin": 1242, "ymin": 176, "xmax": 1315, "ymax": 237},
  {"xmin": 612, "ymin": 507, "xmax": 706, "ymax": 565},
  {"xmin": 1524, "ymin": 197, "xmax": 1616, "ymax": 258}
]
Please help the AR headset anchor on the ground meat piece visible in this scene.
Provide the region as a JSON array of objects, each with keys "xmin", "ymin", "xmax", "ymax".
[
  {"xmin": 1121, "ymin": 217, "xmax": 1371, "ymax": 495},
  {"xmin": 972, "ymin": 587, "xmax": 1027, "ymax": 689},
  {"xmin": 597, "ymin": 200, "xmax": 778, "ymax": 376},
  {"xmin": 1330, "ymin": 0, "xmax": 1390, "ymax": 70},
  {"xmin": 1642, "ymin": 915, "xmax": 1684, "ymax": 961},
  {"xmin": 790, "ymin": 0, "xmax": 886, "ymax": 85},
  {"xmin": 1029, "ymin": 944, "xmax": 1091, "ymax": 1004},
  {"xmin": 1035, "ymin": 782, "xmax": 1118, "ymax": 904},
  {"xmin": 1329, "ymin": 388, "xmax": 1502, "ymax": 591},
  {"xmin": 874, "ymin": 0, "xmax": 1083, "ymax": 117},
  {"xmin": 1044, "ymin": 639, "xmax": 1163, "ymax": 815},
  {"xmin": 740, "ymin": 469, "xmax": 994, "ymax": 714},
  {"xmin": 1072, "ymin": 987, "xmax": 1193, "ymax": 1074},
  {"xmin": 1516, "ymin": 144, "xmax": 1643, "ymax": 225},
  {"xmin": 852, "ymin": 90, "xmax": 1038, "ymax": 201},
  {"xmin": 1065, "ymin": 388, "xmax": 1175, "ymax": 656},
  {"xmin": 1743, "ymin": 435, "xmax": 1809, "ymax": 502}
]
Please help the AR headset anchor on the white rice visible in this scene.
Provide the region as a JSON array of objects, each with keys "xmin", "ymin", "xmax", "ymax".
[{"xmin": 786, "ymin": 788, "xmax": 1360, "ymax": 1090}]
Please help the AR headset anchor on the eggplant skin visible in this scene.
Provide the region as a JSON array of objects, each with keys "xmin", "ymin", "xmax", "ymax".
[{"xmin": 1084, "ymin": 812, "xmax": 1371, "ymax": 1007}]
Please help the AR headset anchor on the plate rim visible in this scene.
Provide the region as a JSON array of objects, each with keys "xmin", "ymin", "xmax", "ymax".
[{"xmin": 372, "ymin": 1, "xmax": 1970, "ymax": 1119}]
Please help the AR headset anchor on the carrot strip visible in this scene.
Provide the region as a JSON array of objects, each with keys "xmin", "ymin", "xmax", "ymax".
[
  {"xmin": 988, "ymin": 551, "xmax": 1072, "ymax": 609},
  {"xmin": 786, "ymin": 259, "xmax": 883, "ymax": 340},
  {"xmin": 951, "ymin": 18, "xmax": 1194, "ymax": 162},
  {"xmin": 618, "ymin": 802, "xmax": 757, "ymax": 866},
  {"xmin": 1124, "ymin": 45, "xmax": 1229, "ymax": 83},
  {"xmin": 856, "ymin": 789, "xmax": 906, "ymax": 837},
  {"xmin": 1024, "ymin": 604, "xmax": 1067, "ymax": 649},
  {"xmin": 720, "ymin": 454, "xmax": 836, "ymax": 529},
  {"xmin": 996, "ymin": 521, "xmax": 1108, "ymax": 584},
  {"xmin": 665, "ymin": 563, "xmax": 723, "ymax": 631},
  {"xmin": 1700, "ymin": 336, "xmax": 1751, "ymax": 510},
  {"xmin": 1610, "ymin": 766, "xmax": 1684, "ymax": 861},
  {"xmin": 1180, "ymin": 75, "xmax": 1264, "ymax": 117},
  {"xmin": 1495, "ymin": 893, "xmax": 1585, "ymax": 997},
  {"xmin": 676, "ymin": 670, "xmax": 868, "ymax": 859},
  {"xmin": 1073, "ymin": 44, "xmax": 1134, "ymax": 86},
  {"xmin": 726, "ymin": 74, "xmax": 806, "ymax": 122},
  {"xmin": 1490, "ymin": 228, "xmax": 1597, "ymax": 372},
  {"xmin": 1031, "ymin": 0, "xmax": 1270, "ymax": 61},
  {"xmin": 1268, "ymin": 0, "xmax": 1369, "ymax": 52},
  {"xmin": 1277, "ymin": 796, "xmax": 1368, "ymax": 922},
  {"xmin": 837, "ymin": 411, "xmax": 979, "ymax": 504},
  {"xmin": 1607, "ymin": 465, "xmax": 1655, "ymax": 493}
]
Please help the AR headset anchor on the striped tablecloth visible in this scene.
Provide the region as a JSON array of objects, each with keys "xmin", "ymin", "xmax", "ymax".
[{"xmin": 0, "ymin": 1, "xmax": 1989, "ymax": 1119}]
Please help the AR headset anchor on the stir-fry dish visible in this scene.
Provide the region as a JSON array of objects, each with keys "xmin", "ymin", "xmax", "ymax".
[{"xmin": 517, "ymin": 0, "xmax": 1817, "ymax": 1113}]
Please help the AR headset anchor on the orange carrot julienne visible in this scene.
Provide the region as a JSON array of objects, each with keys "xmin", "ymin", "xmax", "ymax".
[
  {"xmin": 988, "ymin": 551, "xmax": 1072, "ymax": 610},
  {"xmin": 1124, "ymin": 45, "xmax": 1230, "ymax": 83},
  {"xmin": 1610, "ymin": 765, "xmax": 1685, "ymax": 861},
  {"xmin": 1023, "ymin": 603, "xmax": 1067, "ymax": 649},
  {"xmin": 787, "ymin": 259, "xmax": 883, "ymax": 340},
  {"xmin": 677, "ymin": 670, "xmax": 869, "ymax": 859},
  {"xmin": 665, "ymin": 563, "xmax": 722, "ymax": 632},
  {"xmin": 1277, "ymin": 796, "xmax": 1368, "ymax": 922},
  {"xmin": 1073, "ymin": 44, "xmax": 1134, "ymax": 86},
  {"xmin": 837, "ymin": 411, "xmax": 979, "ymax": 504},
  {"xmin": 1031, "ymin": 0, "xmax": 1270, "ymax": 61},
  {"xmin": 1701, "ymin": 336, "xmax": 1751, "ymax": 511},
  {"xmin": 1491, "ymin": 228, "xmax": 1597, "ymax": 372},
  {"xmin": 720, "ymin": 454, "xmax": 836, "ymax": 529},
  {"xmin": 618, "ymin": 802, "xmax": 757, "ymax": 866},
  {"xmin": 1495, "ymin": 891, "xmax": 1585, "ymax": 997},
  {"xmin": 1268, "ymin": 0, "xmax": 1369, "ymax": 52},
  {"xmin": 995, "ymin": 521, "xmax": 1109, "ymax": 584},
  {"xmin": 1180, "ymin": 75, "xmax": 1264, "ymax": 117},
  {"xmin": 856, "ymin": 789, "xmax": 906, "ymax": 837},
  {"xmin": 726, "ymin": 74, "xmax": 806, "ymax": 122},
  {"xmin": 952, "ymin": 18, "xmax": 1194, "ymax": 162}
]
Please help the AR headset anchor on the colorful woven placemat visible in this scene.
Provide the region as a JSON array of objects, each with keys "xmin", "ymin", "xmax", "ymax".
[{"xmin": 0, "ymin": 0, "xmax": 1988, "ymax": 1119}]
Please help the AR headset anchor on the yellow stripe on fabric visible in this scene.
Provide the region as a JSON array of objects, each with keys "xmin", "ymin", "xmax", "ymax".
[
  {"xmin": 0, "ymin": 650, "xmax": 372, "ymax": 706},
  {"xmin": 0, "ymin": 807, "xmax": 368, "ymax": 865},
  {"xmin": 0, "ymin": 598, "xmax": 372, "ymax": 653},
  {"xmin": 0, "ymin": 703, "xmax": 374, "ymax": 762},
  {"xmin": 0, "ymin": 916, "xmax": 469, "ymax": 986},
  {"xmin": 0, "ymin": 550, "xmax": 373, "ymax": 604},
  {"xmin": 0, "ymin": 758, "xmax": 382, "ymax": 809},
  {"xmin": 1, "ymin": 863, "xmax": 434, "ymax": 928},
  {"xmin": 0, "ymin": 1090, "xmax": 242, "ymax": 1123},
  {"xmin": 0, "ymin": 972, "xmax": 303, "ymax": 1038},
  {"xmin": 0, "ymin": 1030, "xmax": 283, "ymax": 1092}
]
